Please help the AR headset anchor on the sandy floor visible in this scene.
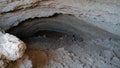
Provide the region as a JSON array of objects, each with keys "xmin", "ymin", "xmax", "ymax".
[{"xmin": 22, "ymin": 32, "xmax": 120, "ymax": 68}]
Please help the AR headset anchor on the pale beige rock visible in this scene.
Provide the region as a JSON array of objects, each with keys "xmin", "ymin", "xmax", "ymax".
[
  {"xmin": 0, "ymin": 0, "xmax": 120, "ymax": 36},
  {"xmin": 0, "ymin": 28, "xmax": 26, "ymax": 68},
  {"xmin": 0, "ymin": 0, "xmax": 120, "ymax": 68}
]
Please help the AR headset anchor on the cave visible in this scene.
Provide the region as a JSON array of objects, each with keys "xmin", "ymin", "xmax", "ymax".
[
  {"xmin": 0, "ymin": 0, "xmax": 120, "ymax": 68},
  {"xmin": 5, "ymin": 14, "xmax": 120, "ymax": 68}
]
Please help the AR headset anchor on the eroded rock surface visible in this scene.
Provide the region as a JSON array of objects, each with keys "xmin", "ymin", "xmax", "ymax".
[
  {"xmin": 0, "ymin": 0, "xmax": 120, "ymax": 68},
  {"xmin": 0, "ymin": 0, "xmax": 120, "ymax": 36},
  {"xmin": 0, "ymin": 28, "xmax": 26, "ymax": 68}
]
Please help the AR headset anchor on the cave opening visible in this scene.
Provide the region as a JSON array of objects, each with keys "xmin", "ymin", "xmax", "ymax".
[
  {"xmin": 6, "ymin": 15, "xmax": 84, "ymax": 68},
  {"xmin": 7, "ymin": 14, "xmax": 118, "ymax": 49},
  {"xmin": 5, "ymin": 14, "xmax": 120, "ymax": 68},
  {"xmin": 7, "ymin": 15, "xmax": 88, "ymax": 42}
]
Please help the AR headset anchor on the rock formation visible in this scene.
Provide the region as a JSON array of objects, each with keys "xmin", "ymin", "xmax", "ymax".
[
  {"xmin": 0, "ymin": 28, "xmax": 26, "ymax": 68},
  {"xmin": 0, "ymin": 0, "xmax": 120, "ymax": 36},
  {"xmin": 0, "ymin": 0, "xmax": 120, "ymax": 68}
]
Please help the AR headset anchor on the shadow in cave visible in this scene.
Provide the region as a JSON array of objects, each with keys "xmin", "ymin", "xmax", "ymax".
[{"xmin": 31, "ymin": 30, "xmax": 66, "ymax": 39}]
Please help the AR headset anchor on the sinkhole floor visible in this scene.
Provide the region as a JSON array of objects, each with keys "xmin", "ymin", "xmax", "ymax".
[{"xmin": 23, "ymin": 34, "xmax": 120, "ymax": 68}]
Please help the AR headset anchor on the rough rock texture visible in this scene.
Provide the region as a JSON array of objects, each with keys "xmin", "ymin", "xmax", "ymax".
[
  {"xmin": 25, "ymin": 35, "xmax": 120, "ymax": 68},
  {"xmin": 0, "ymin": 0, "xmax": 120, "ymax": 36},
  {"xmin": 14, "ymin": 55, "xmax": 32, "ymax": 68},
  {"xmin": 0, "ymin": 0, "xmax": 120, "ymax": 68},
  {"xmin": 0, "ymin": 29, "xmax": 26, "ymax": 68}
]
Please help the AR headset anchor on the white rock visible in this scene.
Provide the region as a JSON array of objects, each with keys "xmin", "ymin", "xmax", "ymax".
[{"xmin": 0, "ymin": 30, "xmax": 26, "ymax": 61}]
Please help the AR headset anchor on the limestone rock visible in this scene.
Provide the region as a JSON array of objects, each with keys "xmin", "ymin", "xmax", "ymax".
[
  {"xmin": 0, "ymin": 28, "xmax": 26, "ymax": 67},
  {"xmin": 0, "ymin": 0, "xmax": 120, "ymax": 36}
]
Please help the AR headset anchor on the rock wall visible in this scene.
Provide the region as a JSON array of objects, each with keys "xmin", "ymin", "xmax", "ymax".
[
  {"xmin": 0, "ymin": 0, "xmax": 120, "ymax": 68},
  {"xmin": 0, "ymin": 0, "xmax": 120, "ymax": 36}
]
